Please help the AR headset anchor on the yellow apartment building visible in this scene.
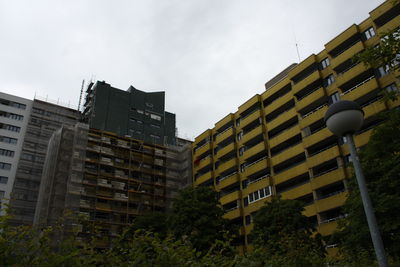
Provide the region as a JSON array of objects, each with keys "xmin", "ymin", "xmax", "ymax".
[{"xmin": 192, "ymin": 0, "xmax": 400, "ymax": 252}]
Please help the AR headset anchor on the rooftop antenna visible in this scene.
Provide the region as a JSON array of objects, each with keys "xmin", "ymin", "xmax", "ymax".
[
  {"xmin": 294, "ymin": 31, "xmax": 301, "ymax": 63},
  {"xmin": 78, "ymin": 79, "xmax": 85, "ymax": 112}
]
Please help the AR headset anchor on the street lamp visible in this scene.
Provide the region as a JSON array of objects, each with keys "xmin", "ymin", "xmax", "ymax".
[{"xmin": 324, "ymin": 100, "xmax": 388, "ymax": 267}]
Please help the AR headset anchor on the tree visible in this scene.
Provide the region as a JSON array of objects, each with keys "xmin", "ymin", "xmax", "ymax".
[
  {"xmin": 129, "ymin": 212, "xmax": 169, "ymax": 239},
  {"xmin": 168, "ymin": 186, "xmax": 235, "ymax": 252},
  {"xmin": 333, "ymin": 109, "xmax": 400, "ymax": 265},
  {"xmin": 355, "ymin": 27, "xmax": 400, "ymax": 100},
  {"xmin": 251, "ymin": 197, "xmax": 326, "ymax": 267}
]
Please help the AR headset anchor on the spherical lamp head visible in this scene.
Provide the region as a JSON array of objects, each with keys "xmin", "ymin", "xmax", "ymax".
[{"xmin": 324, "ymin": 100, "xmax": 364, "ymax": 136}]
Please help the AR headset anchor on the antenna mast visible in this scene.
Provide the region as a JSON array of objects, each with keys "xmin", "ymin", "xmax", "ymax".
[{"xmin": 78, "ymin": 79, "xmax": 85, "ymax": 112}]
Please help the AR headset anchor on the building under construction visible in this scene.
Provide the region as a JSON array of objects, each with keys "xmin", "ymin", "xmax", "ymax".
[{"xmin": 34, "ymin": 124, "xmax": 191, "ymax": 245}]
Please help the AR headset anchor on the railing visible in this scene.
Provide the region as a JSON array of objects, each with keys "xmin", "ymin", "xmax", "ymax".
[
  {"xmin": 313, "ymin": 166, "xmax": 338, "ymax": 178},
  {"xmin": 317, "ymin": 189, "xmax": 346, "ymax": 201},
  {"xmin": 337, "ymin": 62, "xmax": 359, "ymax": 76},
  {"xmin": 297, "ymin": 86, "xmax": 323, "ymax": 101},
  {"xmin": 225, "ymin": 206, "xmax": 239, "ymax": 213},
  {"xmin": 248, "ymin": 174, "xmax": 270, "ymax": 185},
  {"xmin": 215, "ymin": 125, "xmax": 233, "ymax": 138},
  {"xmin": 320, "ymin": 214, "xmax": 347, "ymax": 224},
  {"xmin": 341, "ymin": 76, "xmax": 374, "ymax": 95},
  {"xmin": 244, "ymin": 156, "xmax": 268, "ymax": 169},
  {"xmin": 332, "ymin": 39, "xmax": 361, "ymax": 58},
  {"xmin": 219, "ymin": 171, "xmax": 237, "ymax": 182},
  {"xmin": 308, "ymin": 143, "xmax": 337, "ymax": 157},
  {"xmin": 302, "ymin": 104, "xmax": 327, "ymax": 119}
]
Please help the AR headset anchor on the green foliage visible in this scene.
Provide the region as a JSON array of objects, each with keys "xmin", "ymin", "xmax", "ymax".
[
  {"xmin": 251, "ymin": 197, "xmax": 326, "ymax": 266},
  {"xmin": 169, "ymin": 186, "xmax": 235, "ymax": 252},
  {"xmin": 334, "ymin": 109, "xmax": 400, "ymax": 265},
  {"xmin": 355, "ymin": 27, "xmax": 400, "ymax": 100},
  {"xmin": 129, "ymin": 212, "xmax": 169, "ymax": 239}
]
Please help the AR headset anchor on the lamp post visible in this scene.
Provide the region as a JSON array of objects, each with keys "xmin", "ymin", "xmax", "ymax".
[{"xmin": 324, "ymin": 100, "xmax": 388, "ymax": 267}]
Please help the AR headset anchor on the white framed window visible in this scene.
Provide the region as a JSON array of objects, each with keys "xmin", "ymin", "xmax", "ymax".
[
  {"xmin": 364, "ymin": 27, "xmax": 375, "ymax": 40},
  {"xmin": 239, "ymin": 147, "xmax": 245, "ymax": 156},
  {"xmin": 330, "ymin": 92, "xmax": 340, "ymax": 104},
  {"xmin": 150, "ymin": 114, "xmax": 161, "ymax": 121},
  {"xmin": 0, "ymin": 176, "xmax": 7, "ymax": 184},
  {"xmin": 247, "ymin": 186, "xmax": 271, "ymax": 204},
  {"xmin": 324, "ymin": 74, "xmax": 335, "ymax": 87},
  {"xmin": 320, "ymin": 58, "xmax": 330, "ymax": 69},
  {"xmin": 237, "ymin": 131, "xmax": 243, "ymax": 141}
]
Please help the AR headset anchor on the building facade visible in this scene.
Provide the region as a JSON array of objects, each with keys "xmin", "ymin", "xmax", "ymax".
[
  {"xmin": 192, "ymin": 0, "xmax": 400, "ymax": 251},
  {"xmin": 8, "ymin": 99, "xmax": 80, "ymax": 225},
  {"xmin": 34, "ymin": 126, "xmax": 191, "ymax": 246},
  {"xmin": 82, "ymin": 81, "xmax": 176, "ymax": 146},
  {"xmin": 0, "ymin": 93, "xmax": 32, "ymax": 215}
]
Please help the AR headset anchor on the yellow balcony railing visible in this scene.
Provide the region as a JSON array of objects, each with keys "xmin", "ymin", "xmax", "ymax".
[
  {"xmin": 292, "ymin": 71, "xmax": 321, "ymax": 95},
  {"xmin": 315, "ymin": 191, "xmax": 347, "ymax": 213},
  {"xmin": 194, "ymin": 142, "xmax": 211, "ymax": 158},
  {"xmin": 243, "ymin": 157, "xmax": 268, "ymax": 178},
  {"xmin": 280, "ymin": 182, "xmax": 312, "ymax": 200},
  {"xmin": 363, "ymin": 100, "xmax": 387, "ymax": 119},
  {"xmin": 267, "ymin": 108, "xmax": 298, "ymax": 131},
  {"xmin": 336, "ymin": 63, "xmax": 368, "ymax": 87},
  {"xmin": 240, "ymin": 125, "xmax": 263, "ymax": 146},
  {"xmin": 341, "ymin": 77, "xmax": 379, "ymax": 102},
  {"xmin": 219, "ymin": 190, "xmax": 240, "ymax": 205},
  {"xmin": 307, "ymin": 145, "xmax": 340, "ymax": 168},
  {"xmin": 318, "ymin": 220, "xmax": 338, "ymax": 236},
  {"xmin": 269, "ymin": 125, "xmax": 300, "ymax": 148},
  {"xmin": 196, "ymin": 156, "xmax": 212, "ymax": 171},
  {"xmin": 216, "ymin": 143, "xmax": 235, "ymax": 159},
  {"xmin": 311, "ymin": 168, "xmax": 346, "ymax": 190},
  {"xmin": 273, "ymin": 161, "xmax": 308, "ymax": 184},
  {"xmin": 239, "ymin": 110, "xmax": 262, "ymax": 130},
  {"xmin": 271, "ymin": 143, "xmax": 304, "ymax": 166},
  {"xmin": 217, "ymin": 158, "xmax": 237, "ymax": 175},
  {"xmin": 331, "ymin": 41, "xmax": 365, "ymax": 67},
  {"xmin": 195, "ymin": 171, "xmax": 213, "ymax": 185},
  {"xmin": 264, "ymin": 93, "xmax": 293, "ymax": 116},
  {"xmin": 215, "ymin": 127, "xmax": 234, "ymax": 144},
  {"xmin": 296, "ymin": 88, "xmax": 326, "ymax": 111},
  {"xmin": 223, "ymin": 207, "xmax": 241, "ymax": 220},
  {"xmin": 241, "ymin": 142, "xmax": 266, "ymax": 162},
  {"xmin": 299, "ymin": 104, "xmax": 328, "ymax": 129},
  {"xmin": 302, "ymin": 127, "xmax": 333, "ymax": 148}
]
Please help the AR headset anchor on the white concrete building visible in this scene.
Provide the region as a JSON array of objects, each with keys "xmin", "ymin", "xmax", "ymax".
[{"xmin": 0, "ymin": 92, "xmax": 32, "ymax": 214}]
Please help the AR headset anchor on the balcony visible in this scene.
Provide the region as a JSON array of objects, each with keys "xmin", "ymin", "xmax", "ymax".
[
  {"xmin": 218, "ymin": 173, "xmax": 239, "ymax": 189},
  {"xmin": 194, "ymin": 142, "xmax": 211, "ymax": 157},
  {"xmin": 318, "ymin": 220, "xmax": 338, "ymax": 236},
  {"xmin": 341, "ymin": 77, "xmax": 378, "ymax": 101},
  {"xmin": 242, "ymin": 142, "xmax": 266, "ymax": 162},
  {"xmin": 215, "ymin": 127, "xmax": 234, "ymax": 144},
  {"xmin": 269, "ymin": 126, "xmax": 300, "ymax": 148},
  {"xmin": 273, "ymin": 161, "xmax": 308, "ymax": 185},
  {"xmin": 336, "ymin": 63, "xmax": 368, "ymax": 87},
  {"xmin": 238, "ymin": 95, "xmax": 260, "ymax": 115},
  {"xmin": 307, "ymin": 146, "xmax": 340, "ymax": 168},
  {"xmin": 267, "ymin": 107, "xmax": 298, "ymax": 131},
  {"xmin": 296, "ymin": 88, "xmax": 326, "ymax": 111},
  {"xmin": 299, "ymin": 105, "xmax": 328, "ymax": 129},
  {"xmin": 303, "ymin": 127, "xmax": 332, "ymax": 148},
  {"xmin": 216, "ymin": 143, "xmax": 235, "ymax": 159},
  {"xmin": 363, "ymin": 100, "xmax": 387, "ymax": 119},
  {"xmin": 271, "ymin": 143, "xmax": 304, "ymax": 166},
  {"xmin": 239, "ymin": 110, "xmax": 262, "ymax": 130},
  {"xmin": 223, "ymin": 207, "xmax": 241, "ymax": 220},
  {"xmin": 325, "ymin": 24, "xmax": 358, "ymax": 55},
  {"xmin": 240, "ymin": 125, "xmax": 263, "ymax": 145},
  {"xmin": 244, "ymin": 176, "xmax": 270, "ymax": 195},
  {"xmin": 331, "ymin": 41, "xmax": 364, "ymax": 67},
  {"xmin": 303, "ymin": 204, "xmax": 317, "ymax": 217},
  {"xmin": 243, "ymin": 158, "xmax": 268, "ymax": 178},
  {"xmin": 196, "ymin": 156, "xmax": 212, "ymax": 170},
  {"xmin": 315, "ymin": 191, "xmax": 347, "ymax": 213},
  {"xmin": 354, "ymin": 128, "xmax": 373, "ymax": 148},
  {"xmin": 280, "ymin": 183, "xmax": 312, "ymax": 200},
  {"xmin": 217, "ymin": 158, "xmax": 237, "ymax": 175},
  {"xmin": 292, "ymin": 71, "xmax": 321, "ymax": 95},
  {"xmin": 195, "ymin": 171, "xmax": 213, "ymax": 185},
  {"xmin": 311, "ymin": 168, "xmax": 346, "ymax": 190},
  {"xmin": 264, "ymin": 93, "xmax": 293, "ymax": 116},
  {"xmin": 220, "ymin": 190, "xmax": 240, "ymax": 205}
]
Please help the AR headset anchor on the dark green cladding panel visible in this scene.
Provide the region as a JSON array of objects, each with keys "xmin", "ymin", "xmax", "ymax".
[{"xmin": 89, "ymin": 81, "xmax": 176, "ymax": 145}]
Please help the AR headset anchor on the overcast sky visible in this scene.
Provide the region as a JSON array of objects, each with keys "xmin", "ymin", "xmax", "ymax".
[{"xmin": 0, "ymin": 0, "xmax": 385, "ymax": 140}]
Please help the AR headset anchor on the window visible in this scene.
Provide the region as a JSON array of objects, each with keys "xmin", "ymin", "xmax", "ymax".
[
  {"xmin": 324, "ymin": 74, "xmax": 335, "ymax": 87},
  {"xmin": 0, "ymin": 149, "xmax": 14, "ymax": 157},
  {"xmin": 150, "ymin": 114, "xmax": 161, "ymax": 121},
  {"xmin": 0, "ymin": 136, "xmax": 17, "ymax": 144},
  {"xmin": 0, "ymin": 176, "xmax": 7, "ymax": 184},
  {"xmin": 1, "ymin": 123, "xmax": 21, "ymax": 132},
  {"xmin": 320, "ymin": 58, "xmax": 330, "ymax": 70},
  {"xmin": 0, "ymin": 99, "xmax": 26, "ymax": 109},
  {"xmin": 247, "ymin": 186, "xmax": 271, "ymax": 204},
  {"xmin": 240, "ymin": 163, "xmax": 246, "ymax": 173},
  {"xmin": 0, "ymin": 162, "xmax": 11, "ymax": 170},
  {"xmin": 137, "ymin": 109, "xmax": 144, "ymax": 114},
  {"xmin": 150, "ymin": 134, "xmax": 160, "ymax": 140},
  {"xmin": 239, "ymin": 147, "xmax": 245, "ymax": 156},
  {"xmin": 236, "ymin": 118, "xmax": 241, "ymax": 127},
  {"xmin": 364, "ymin": 27, "xmax": 375, "ymax": 40},
  {"xmin": 385, "ymin": 83, "xmax": 398, "ymax": 93},
  {"xmin": 0, "ymin": 112, "xmax": 23, "ymax": 121},
  {"xmin": 237, "ymin": 131, "xmax": 243, "ymax": 141},
  {"xmin": 329, "ymin": 92, "xmax": 340, "ymax": 104},
  {"xmin": 377, "ymin": 65, "xmax": 390, "ymax": 77},
  {"xmin": 151, "ymin": 124, "xmax": 161, "ymax": 129}
]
